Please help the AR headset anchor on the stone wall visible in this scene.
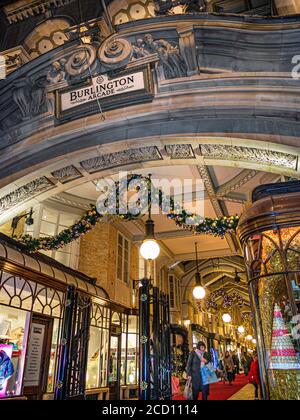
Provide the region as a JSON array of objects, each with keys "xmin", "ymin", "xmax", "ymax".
[
  {"xmin": 275, "ymin": 0, "xmax": 300, "ymax": 15},
  {"xmin": 78, "ymin": 221, "xmax": 138, "ymax": 307}
]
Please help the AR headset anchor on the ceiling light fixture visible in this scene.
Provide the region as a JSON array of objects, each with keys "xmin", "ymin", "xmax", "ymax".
[
  {"xmin": 193, "ymin": 242, "xmax": 206, "ymax": 300},
  {"xmin": 139, "ymin": 175, "xmax": 160, "ymax": 261}
]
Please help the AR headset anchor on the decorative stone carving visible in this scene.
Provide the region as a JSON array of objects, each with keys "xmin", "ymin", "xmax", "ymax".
[
  {"xmin": 0, "ymin": 177, "xmax": 54, "ymax": 214},
  {"xmin": 4, "ymin": 0, "xmax": 77, "ymax": 24},
  {"xmin": 46, "ymin": 44, "xmax": 97, "ymax": 85},
  {"xmin": 47, "ymin": 59, "xmax": 67, "ymax": 84},
  {"xmin": 12, "ymin": 76, "xmax": 49, "ymax": 119},
  {"xmin": 0, "ymin": 46, "xmax": 31, "ymax": 75},
  {"xmin": 218, "ymin": 169, "xmax": 257, "ymax": 196},
  {"xmin": 177, "ymin": 24, "xmax": 199, "ymax": 76},
  {"xmin": 200, "ymin": 144, "xmax": 298, "ymax": 170},
  {"xmin": 98, "ymin": 37, "xmax": 133, "ymax": 71},
  {"xmin": 80, "ymin": 146, "xmax": 163, "ymax": 173},
  {"xmin": 65, "ymin": 18, "xmax": 107, "ymax": 45},
  {"xmin": 155, "ymin": 0, "xmax": 207, "ymax": 15},
  {"xmin": 51, "ymin": 165, "xmax": 83, "ymax": 184},
  {"xmin": 65, "ymin": 44, "xmax": 97, "ymax": 77},
  {"xmin": 133, "ymin": 34, "xmax": 187, "ymax": 80},
  {"xmin": 165, "ymin": 144, "xmax": 195, "ymax": 159}
]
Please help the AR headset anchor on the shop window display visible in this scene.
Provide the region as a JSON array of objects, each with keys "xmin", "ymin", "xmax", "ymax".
[
  {"xmin": 245, "ymin": 228, "xmax": 300, "ymax": 400},
  {"xmin": 47, "ymin": 319, "xmax": 60, "ymax": 393},
  {"xmin": 0, "ymin": 306, "xmax": 30, "ymax": 398},
  {"xmin": 86, "ymin": 303, "xmax": 110, "ymax": 390},
  {"xmin": 126, "ymin": 316, "xmax": 138, "ymax": 385}
]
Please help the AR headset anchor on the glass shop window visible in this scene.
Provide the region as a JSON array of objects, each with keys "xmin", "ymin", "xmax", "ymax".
[
  {"xmin": 169, "ymin": 276, "xmax": 175, "ymax": 309},
  {"xmin": 127, "ymin": 316, "xmax": 138, "ymax": 385},
  {"xmin": 24, "ymin": 206, "xmax": 80, "ymax": 270},
  {"xmin": 117, "ymin": 233, "xmax": 130, "ymax": 285},
  {"xmin": 86, "ymin": 326, "xmax": 110, "ymax": 390},
  {"xmin": 47, "ymin": 318, "xmax": 60, "ymax": 393},
  {"xmin": 121, "ymin": 315, "xmax": 138, "ymax": 386},
  {"xmin": 0, "ymin": 305, "xmax": 30, "ymax": 398}
]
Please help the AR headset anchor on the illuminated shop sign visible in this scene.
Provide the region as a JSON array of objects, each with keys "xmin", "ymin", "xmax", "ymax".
[{"xmin": 56, "ymin": 66, "xmax": 154, "ymax": 121}]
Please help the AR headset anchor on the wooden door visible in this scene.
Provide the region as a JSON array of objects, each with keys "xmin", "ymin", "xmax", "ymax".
[{"xmin": 23, "ymin": 314, "xmax": 53, "ymax": 400}]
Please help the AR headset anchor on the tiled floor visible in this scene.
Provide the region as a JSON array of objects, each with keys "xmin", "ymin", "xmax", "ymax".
[{"xmin": 229, "ymin": 384, "xmax": 257, "ymax": 400}]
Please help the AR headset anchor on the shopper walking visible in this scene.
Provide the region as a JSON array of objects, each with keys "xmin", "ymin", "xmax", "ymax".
[
  {"xmin": 224, "ymin": 351, "xmax": 235, "ymax": 385},
  {"xmin": 232, "ymin": 351, "xmax": 240, "ymax": 376},
  {"xmin": 186, "ymin": 341, "xmax": 211, "ymax": 400},
  {"xmin": 248, "ymin": 353, "xmax": 260, "ymax": 400}
]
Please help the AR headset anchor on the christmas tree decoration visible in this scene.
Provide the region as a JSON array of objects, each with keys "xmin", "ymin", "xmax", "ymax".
[{"xmin": 269, "ymin": 304, "xmax": 300, "ymax": 371}]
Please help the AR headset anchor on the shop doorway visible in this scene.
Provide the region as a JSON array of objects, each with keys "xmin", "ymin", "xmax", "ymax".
[
  {"xmin": 108, "ymin": 334, "xmax": 121, "ymax": 400},
  {"xmin": 23, "ymin": 314, "xmax": 54, "ymax": 400}
]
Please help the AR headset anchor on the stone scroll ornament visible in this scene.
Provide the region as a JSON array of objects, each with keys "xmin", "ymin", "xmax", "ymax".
[
  {"xmin": 98, "ymin": 37, "xmax": 133, "ymax": 71},
  {"xmin": 47, "ymin": 44, "xmax": 97, "ymax": 84},
  {"xmin": 18, "ymin": 174, "xmax": 239, "ymax": 253}
]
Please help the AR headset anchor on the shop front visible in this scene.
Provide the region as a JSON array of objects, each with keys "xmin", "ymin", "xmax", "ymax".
[
  {"xmin": 191, "ymin": 324, "xmax": 209, "ymax": 350},
  {"xmin": 238, "ymin": 181, "xmax": 300, "ymax": 400},
  {"xmin": 0, "ymin": 234, "xmax": 138, "ymax": 400}
]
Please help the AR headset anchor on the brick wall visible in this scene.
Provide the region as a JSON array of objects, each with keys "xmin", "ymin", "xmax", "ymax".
[{"xmin": 78, "ymin": 221, "xmax": 138, "ymax": 307}]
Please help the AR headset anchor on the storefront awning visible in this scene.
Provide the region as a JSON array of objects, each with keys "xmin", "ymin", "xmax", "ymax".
[{"xmin": 0, "ymin": 233, "xmax": 109, "ymax": 301}]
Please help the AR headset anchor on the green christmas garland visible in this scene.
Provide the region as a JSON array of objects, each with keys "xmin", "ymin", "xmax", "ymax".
[{"xmin": 18, "ymin": 175, "xmax": 240, "ymax": 252}]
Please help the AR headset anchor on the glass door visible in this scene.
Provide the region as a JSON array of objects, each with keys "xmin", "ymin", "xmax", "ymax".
[{"xmin": 108, "ymin": 335, "xmax": 121, "ymax": 400}]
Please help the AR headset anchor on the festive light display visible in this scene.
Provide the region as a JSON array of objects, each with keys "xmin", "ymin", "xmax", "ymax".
[
  {"xmin": 205, "ymin": 288, "xmax": 244, "ymax": 311},
  {"xmin": 17, "ymin": 175, "xmax": 240, "ymax": 252},
  {"xmin": 269, "ymin": 304, "xmax": 300, "ymax": 370}
]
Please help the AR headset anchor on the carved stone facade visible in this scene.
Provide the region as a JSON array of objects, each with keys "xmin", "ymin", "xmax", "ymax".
[
  {"xmin": 80, "ymin": 146, "xmax": 163, "ymax": 173},
  {"xmin": 0, "ymin": 177, "xmax": 54, "ymax": 214},
  {"xmin": 51, "ymin": 166, "xmax": 83, "ymax": 184},
  {"xmin": 12, "ymin": 76, "xmax": 49, "ymax": 119},
  {"xmin": 133, "ymin": 34, "xmax": 187, "ymax": 79},
  {"xmin": 200, "ymin": 144, "xmax": 298, "ymax": 171},
  {"xmin": 4, "ymin": 0, "xmax": 76, "ymax": 24},
  {"xmin": 165, "ymin": 144, "xmax": 195, "ymax": 159}
]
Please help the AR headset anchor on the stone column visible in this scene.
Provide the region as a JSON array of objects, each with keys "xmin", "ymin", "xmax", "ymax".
[
  {"xmin": 275, "ymin": 0, "xmax": 300, "ymax": 15},
  {"xmin": 177, "ymin": 24, "xmax": 199, "ymax": 77}
]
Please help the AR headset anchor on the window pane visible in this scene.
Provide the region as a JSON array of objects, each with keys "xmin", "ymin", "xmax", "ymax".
[
  {"xmin": 86, "ymin": 327, "xmax": 101, "ymax": 390},
  {"xmin": 42, "ymin": 208, "xmax": 58, "ymax": 224},
  {"xmin": 127, "ymin": 334, "xmax": 138, "ymax": 385},
  {"xmin": 120, "ymin": 333, "xmax": 127, "ymax": 386},
  {"xmin": 40, "ymin": 221, "xmax": 56, "ymax": 237},
  {"xmin": 59, "ymin": 213, "xmax": 75, "ymax": 227},
  {"xmin": 47, "ymin": 319, "xmax": 60, "ymax": 392}
]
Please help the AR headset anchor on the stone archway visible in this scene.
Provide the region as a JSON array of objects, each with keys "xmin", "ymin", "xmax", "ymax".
[{"xmin": 0, "ymin": 136, "xmax": 298, "ymax": 225}]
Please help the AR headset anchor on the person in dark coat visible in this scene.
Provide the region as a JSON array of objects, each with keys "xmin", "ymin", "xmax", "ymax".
[{"xmin": 186, "ymin": 341, "xmax": 211, "ymax": 401}]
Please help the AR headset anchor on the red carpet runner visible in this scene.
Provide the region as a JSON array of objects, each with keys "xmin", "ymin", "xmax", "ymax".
[{"xmin": 173, "ymin": 374, "xmax": 249, "ymax": 401}]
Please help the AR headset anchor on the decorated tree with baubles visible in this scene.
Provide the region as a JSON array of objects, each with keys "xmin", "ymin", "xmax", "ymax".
[
  {"xmin": 269, "ymin": 304, "xmax": 300, "ymax": 370},
  {"xmin": 268, "ymin": 304, "xmax": 300, "ymax": 400}
]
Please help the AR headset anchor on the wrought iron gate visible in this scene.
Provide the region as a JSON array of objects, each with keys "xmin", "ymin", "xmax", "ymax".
[
  {"xmin": 55, "ymin": 285, "xmax": 91, "ymax": 400},
  {"xmin": 139, "ymin": 279, "xmax": 172, "ymax": 400}
]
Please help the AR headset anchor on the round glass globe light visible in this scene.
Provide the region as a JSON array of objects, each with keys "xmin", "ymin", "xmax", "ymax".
[
  {"xmin": 222, "ymin": 313, "xmax": 232, "ymax": 323},
  {"xmin": 193, "ymin": 286, "xmax": 206, "ymax": 300},
  {"xmin": 252, "ymin": 339, "xmax": 257, "ymax": 345},
  {"xmin": 238, "ymin": 326, "xmax": 245, "ymax": 334},
  {"xmin": 246, "ymin": 335, "xmax": 253, "ymax": 341},
  {"xmin": 140, "ymin": 239, "xmax": 160, "ymax": 261}
]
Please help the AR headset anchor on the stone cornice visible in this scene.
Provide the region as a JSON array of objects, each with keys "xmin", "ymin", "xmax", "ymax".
[{"xmin": 4, "ymin": 0, "xmax": 77, "ymax": 24}]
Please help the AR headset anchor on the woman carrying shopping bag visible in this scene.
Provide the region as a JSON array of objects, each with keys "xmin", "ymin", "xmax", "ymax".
[
  {"xmin": 186, "ymin": 341, "xmax": 211, "ymax": 400},
  {"xmin": 224, "ymin": 351, "xmax": 235, "ymax": 385}
]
